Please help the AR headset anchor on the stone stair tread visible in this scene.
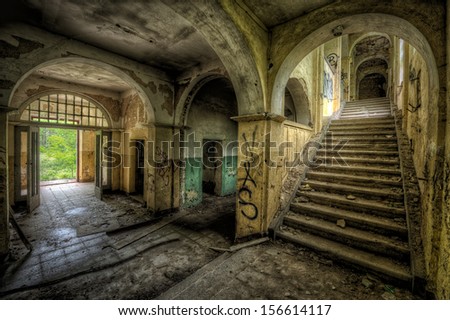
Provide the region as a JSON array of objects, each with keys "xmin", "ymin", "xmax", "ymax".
[
  {"xmin": 328, "ymin": 126, "xmax": 395, "ymax": 131},
  {"xmin": 290, "ymin": 202, "xmax": 407, "ymax": 235},
  {"xmin": 306, "ymin": 171, "xmax": 402, "ymax": 186},
  {"xmin": 283, "ymin": 214, "xmax": 410, "ymax": 254},
  {"xmin": 341, "ymin": 113, "xmax": 391, "ymax": 117},
  {"xmin": 323, "ymin": 137, "xmax": 398, "ymax": 143},
  {"xmin": 345, "ymin": 100, "xmax": 390, "ymax": 105},
  {"xmin": 331, "ymin": 117, "xmax": 394, "ymax": 125},
  {"xmin": 341, "ymin": 110, "xmax": 391, "ymax": 115},
  {"xmin": 323, "ymin": 143, "xmax": 398, "ymax": 150},
  {"xmin": 345, "ymin": 105, "xmax": 390, "ymax": 108},
  {"xmin": 303, "ymin": 180, "xmax": 403, "ymax": 199},
  {"xmin": 327, "ymin": 130, "xmax": 396, "ymax": 136},
  {"xmin": 342, "ymin": 107, "xmax": 390, "ymax": 110},
  {"xmin": 344, "ymin": 106, "xmax": 390, "ymax": 110},
  {"xmin": 317, "ymin": 149, "xmax": 398, "ymax": 155},
  {"xmin": 296, "ymin": 190, "xmax": 405, "ymax": 216},
  {"xmin": 340, "ymin": 115, "xmax": 392, "ymax": 119},
  {"xmin": 314, "ymin": 164, "xmax": 401, "ymax": 175},
  {"xmin": 276, "ymin": 229, "xmax": 412, "ymax": 282},
  {"xmin": 315, "ymin": 156, "xmax": 399, "ymax": 165}
]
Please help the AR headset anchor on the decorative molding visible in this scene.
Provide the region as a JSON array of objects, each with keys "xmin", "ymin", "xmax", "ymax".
[{"xmin": 231, "ymin": 113, "xmax": 286, "ymax": 123}]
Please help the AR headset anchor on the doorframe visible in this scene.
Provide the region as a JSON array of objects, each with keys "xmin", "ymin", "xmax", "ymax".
[{"xmin": 13, "ymin": 125, "xmax": 40, "ymax": 212}]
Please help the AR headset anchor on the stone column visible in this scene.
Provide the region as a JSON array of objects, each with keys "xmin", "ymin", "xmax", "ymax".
[
  {"xmin": 340, "ymin": 35, "xmax": 351, "ymax": 102},
  {"xmin": 146, "ymin": 124, "xmax": 180, "ymax": 214},
  {"xmin": 0, "ymin": 111, "xmax": 9, "ymax": 258},
  {"xmin": 232, "ymin": 114, "xmax": 285, "ymax": 239},
  {"xmin": 401, "ymin": 41, "xmax": 410, "ymax": 130}
]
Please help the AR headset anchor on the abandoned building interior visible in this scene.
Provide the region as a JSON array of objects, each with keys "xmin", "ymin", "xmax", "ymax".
[{"xmin": 0, "ymin": 0, "xmax": 449, "ymax": 300}]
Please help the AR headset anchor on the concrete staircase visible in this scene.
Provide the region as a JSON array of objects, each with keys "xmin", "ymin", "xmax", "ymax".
[{"xmin": 276, "ymin": 97, "xmax": 412, "ymax": 283}]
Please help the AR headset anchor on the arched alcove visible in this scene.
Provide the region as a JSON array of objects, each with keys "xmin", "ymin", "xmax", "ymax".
[
  {"xmin": 285, "ymin": 78, "xmax": 311, "ymax": 126},
  {"xmin": 182, "ymin": 77, "xmax": 238, "ymax": 209},
  {"xmin": 358, "ymin": 73, "xmax": 387, "ymax": 99}
]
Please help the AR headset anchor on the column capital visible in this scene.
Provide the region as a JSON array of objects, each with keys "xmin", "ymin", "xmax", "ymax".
[
  {"xmin": 146, "ymin": 122, "xmax": 184, "ymax": 129},
  {"xmin": 231, "ymin": 112, "xmax": 286, "ymax": 123}
]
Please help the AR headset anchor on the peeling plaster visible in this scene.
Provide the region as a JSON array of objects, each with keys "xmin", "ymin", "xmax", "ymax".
[
  {"xmin": 158, "ymin": 83, "xmax": 174, "ymax": 116},
  {"xmin": 0, "ymin": 36, "xmax": 44, "ymax": 59},
  {"xmin": 148, "ymin": 81, "xmax": 157, "ymax": 94}
]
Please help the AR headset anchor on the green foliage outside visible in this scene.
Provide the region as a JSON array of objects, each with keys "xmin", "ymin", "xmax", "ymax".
[{"xmin": 40, "ymin": 128, "xmax": 77, "ymax": 182}]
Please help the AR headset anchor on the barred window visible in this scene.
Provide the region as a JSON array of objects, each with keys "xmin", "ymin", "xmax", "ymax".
[{"xmin": 21, "ymin": 93, "xmax": 109, "ymax": 128}]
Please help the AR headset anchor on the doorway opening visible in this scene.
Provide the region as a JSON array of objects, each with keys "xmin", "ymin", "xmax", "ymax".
[
  {"xmin": 134, "ymin": 140, "xmax": 145, "ymax": 196},
  {"xmin": 202, "ymin": 140, "xmax": 223, "ymax": 195},
  {"xmin": 40, "ymin": 127, "xmax": 78, "ymax": 186}
]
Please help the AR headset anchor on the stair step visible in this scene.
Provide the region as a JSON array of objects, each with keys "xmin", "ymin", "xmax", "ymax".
[
  {"xmin": 328, "ymin": 125, "xmax": 395, "ymax": 131},
  {"xmin": 316, "ymin": 149, "xmax": 398, "ymax": 157},
  {"xmin": 345, "ymin": 103, "xmax": 390, "ymax": 108},
  {"xmin": 345, "ymin": 102, "xmax": 390, "ymax": 106},
  {"xmin": 306, "ymin": 171, "xmax": 403, "ymax": 187},
  {"xmin": 296, "ymin": 190, "xmax": 405, "ymax": 217},
  {"xmin": 276, "ymin": 229, "xmax": 412, "ymax": 282},
  {"xmin": 315, "ymin": 156, "xmax": 399, "ymax": 166},
  {"xmin": 327, "ymin": 130, "xmax": 396, "ymax": 136},
  {"xmin": 323, "ymin": 137, "xmax": 398, "ymax": 144},
  {"xmin": 340, "ymin": 114, "xmax": 392, "ymax": 119},
  {"xmin": 345, "ymin": 98, "xmax": 390, "ymax": 104},
  {"xmin": 300, "ymin": 180, "xmax": 404, "ymax": 201},
  {"xmin": 283, "ymin": 215, "xmax": 410, "ymax": 258},
  {"xmin": 341, "ymin": 109, "xmax": 391, "ymax": 115},
  {"xmin": 344, "ymin": 105, "xmax": 390, "ymax": 110},
  {"xmin": 331, "ymin": 117, "xmax": 394, "ymax": 125},
  {"xmin": 290, "ymin": 202, "xmax": 407, "ymax": 236},
  {"xmin": 322, "ymin": 142, "xmax": 398, "ymax": 150},
  {"xmin": 314, "ymin": 164, "xmax": 401, "ymax": 176}
]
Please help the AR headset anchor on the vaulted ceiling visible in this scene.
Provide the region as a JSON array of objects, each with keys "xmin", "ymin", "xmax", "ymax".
[{"xmin": 2, "ymin": 0, "xmax": 219, "ymax": 75}]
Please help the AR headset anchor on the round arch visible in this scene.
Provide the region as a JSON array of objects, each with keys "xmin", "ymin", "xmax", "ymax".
[
  {"xmin": 13, "ymin": 90, "xmax": 114, "ymax": 129},
  {"xmin": 272, "ymin": 13, "xmax": 439, "ymax": 115},
  {"xmin": 161, "ymin": 0, "xmax": 265, "ymax": 116},
  {"xmin": 349, "ymin": 32, "xmax": 393, "ymax": 57},
  {"xmin": 8, "ymin": 56, "xmax": 155, "ymax": 124},
  {"xmin": 355, "ymin": 56, "xmax": 390, "ymax": 71},
  {"xmin": 285, "ymin": 78, "xmax": 311, "ymax": 126},
  {"xmin": 174, "ymin": 72, "xmax": 229, "ymax": 127}
]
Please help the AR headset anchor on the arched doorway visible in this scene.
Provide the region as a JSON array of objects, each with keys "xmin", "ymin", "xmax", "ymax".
[
  {"xmin": 8, "ymin": 58, "xmax": 154, "ymax": 210},
  {"xmin": 182, "ymin": 77, "xmax": 238, "ymax": 207},
  {"xmin": 11, "ymin": 91, "xmax": 113, "ymax": 212}
]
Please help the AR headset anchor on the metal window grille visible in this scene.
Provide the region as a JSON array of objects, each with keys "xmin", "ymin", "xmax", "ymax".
[{"xmin": 21, "ymin": 93, "xmax": 108, "ymax": 128}]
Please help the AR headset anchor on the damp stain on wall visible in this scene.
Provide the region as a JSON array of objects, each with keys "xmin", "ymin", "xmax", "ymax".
[
  {"xmin": 0, "ymin": 36, "xmax": 44, "ymax": 59},
  {"xmin": 159, "ymin": 83, "xmax": 174, "ymax": 116}
]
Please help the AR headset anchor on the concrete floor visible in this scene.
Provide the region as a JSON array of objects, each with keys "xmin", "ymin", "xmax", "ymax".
[{"xmin": 0, "ymin": 183, "xmax": 417, "ymax": 299}]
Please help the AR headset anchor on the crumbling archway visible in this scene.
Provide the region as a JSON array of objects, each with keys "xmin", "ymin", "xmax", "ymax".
[{"xmin": 271, "ymin": 13, "xmax": 439, "ymax": 116}]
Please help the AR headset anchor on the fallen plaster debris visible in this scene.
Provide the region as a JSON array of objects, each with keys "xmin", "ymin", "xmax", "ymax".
[
  {"xmin": 209, "ymin": 237, "xmax": 270, "ymax": 253},
  {"xmin": 109, "ymin": 212, "xmax": 189, "ymax": 250}
]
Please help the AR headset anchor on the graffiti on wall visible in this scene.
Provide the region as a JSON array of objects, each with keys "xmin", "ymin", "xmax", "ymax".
[
  {"xmin": 323, "ymin": 71, "xmax": 333, "ymax": 100},
  {"xmin": 237, "ymin": 128, "xmax": 259, "ymax": 220},
  {"xmin": 155, "ymin": 146, "xmax": 170, "ymax": 187}
]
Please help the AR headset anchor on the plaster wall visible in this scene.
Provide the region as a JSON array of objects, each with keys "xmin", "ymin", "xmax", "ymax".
[
  {"xmin": 78, "ymin": 130, "xmax": 95, "ymax": 183},
  {"xmin": 281, "ymin": 122, "xmax": 313, "ymax": 180},
  {"xmin": 184, "ymin": 100, "xmax": 238, "ymax": 207},
  {"xmin": 121, "ymin": 89, "xmax": 149, "ymax": 195}
]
